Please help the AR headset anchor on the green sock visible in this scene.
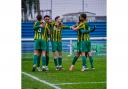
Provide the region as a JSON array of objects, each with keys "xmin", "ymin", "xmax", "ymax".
[
  {"xmin": 58, "ymin": 57, "xmax": 62, "ymax": 66},
  {"xmin": 42, "ymin": 56, "xmax": 46, "ymax": 66},
  {"xmin": 46, "ymin": 56, "xmax": 49, "ymax": 66},
  {"xmin": 37, "ymin": 56, "xmax": 40, "ymax": 67},
  {"xmin": 54, "ymin": 58, "xmax": 58, "ymax": 66},
  {"xmin": 81, "ymin": 56, "xmax": 87, "ymax": 66},
  {"xmin": 89, "ymin": 56, "xmax": 94, "ymax": 68},
  {"xmin": 33, "ymin": 55, "xmax": 38, "ymax": 65},
  {"xmin": 72, "ymin": 56, "xmax": 78, "ymax": 65}
]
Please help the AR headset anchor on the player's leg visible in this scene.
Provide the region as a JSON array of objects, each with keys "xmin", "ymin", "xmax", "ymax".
[
  {"xmin": 58, "ymin": 51, "xmax": 62, "ymax": 66},
  {"xmin": 46, "ymin": 52, "xmax": 49, "ymax": 67},
  {"xmin": 37, "ymin": 50, "xmax": 41, "ymax": 67},
  {"xmin": 41, "ymin": 51, "xmax": 46, "ymax": 71},
  {"xmin": 52, "ymin": 42, "xmax": 58, "ymax": 70},
  {"xmin": 84, "ymin": 52, "xmax": 89, "ymax": 69},
  {"xmin": 36, "ymin": 50, "xmax": 42, "ymax": 71},
  {"xmin": 53, "ymin": 52, "xmax": 58, "ymax": 68},
  {"xmin": 88, "ymin": 51, "xmax": 95, "ymax": 69},
  {"xmin": 46, "ymin": 41, "xmax": 49, "ymax": 71},
  {"xmin": 32, "ymin": 40, "xmax": 40, "ymax": 72},
  {"xmin": 69, "ymin": 41, "xmax": 81, "ymax": 71},
  {"xmin": 69, "ymin": 52, "xmax": 80, "ymax": 71},
  {"xmin": 72, "ymin": 52, "xmax": 80, "ymax": 65},
  {"xmin": 58, "ymin": 51, "xmax": 64, "ymax": 70},
  {"xmin": 53, "ymin": 51, "xmax": 59, "ymax": 70},
  {"xmin": 57, "ymin": 42, "xmax": 64, "ymax": 70},
  {"xmin": 81, "ymin": 41, "xmax": 88, "ymax": 71},
  {"xmin": 32, "ymin": 50, "xmax": 40, "ymax": 72},
  {"xmin": 41, "ymin": 40, "xmax": 47, "ymax": 71},
  {"xmin": 81, "ymin": 52, "xmax": 88, "ymax": 71},
  {"xmin": 87, "ymin": 40, "xmax": 95, "ymax": 69},
  {"xmin": 46, "ymin": 52, "xmax": 49, "ymax": 70}
]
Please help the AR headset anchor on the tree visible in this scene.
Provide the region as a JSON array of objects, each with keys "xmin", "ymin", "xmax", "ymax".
[{"xmin": 22, "ymin": 0, "xmax": 40, "ymax": 21}]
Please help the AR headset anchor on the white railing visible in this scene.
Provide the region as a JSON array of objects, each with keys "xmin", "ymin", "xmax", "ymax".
[{"xmin": 22, "ymin": 37, "xmax": 107, "ymax": 56}]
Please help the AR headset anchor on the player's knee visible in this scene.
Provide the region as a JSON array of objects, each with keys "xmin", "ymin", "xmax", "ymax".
[
  {"xmin": 75, "ymin": 52, "xmax": 80, "ymax": 57},
  {"xmin": 42, "ymin": 51, "xmax": 46, "ymax": 56},
  {"xmin": 53, "ymin": 53, "xmax": 56, "ymax": 58},
  {"xmin": 34, "ymin": 50, "xmax": 39, "ymax": 55},
  {"xmin": 88, "ymin": 51, "xmax": 93, "ymax": 56},
  {"xmin": 58, "ymin": 56, "xmax": 62, "ymax": 58},
  {"xmin": 53, "ymin": 55, "xmax": 57, "ymax": 59},
  {"xmin": 81, "ymin": 52, "xmax": 85, "ymax": 56},
  {"xmin": 58, "ymin": 52, "xmax": 62, "ymax": 57}
]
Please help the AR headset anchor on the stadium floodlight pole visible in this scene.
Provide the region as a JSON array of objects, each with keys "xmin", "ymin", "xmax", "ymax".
[
  {"xmin": 82, "ymin": 0, "xmax": 85, "ymax": 12},
  {"xmin": 51, "ymin": 0, "xmax": 53, "ymax": 19}
]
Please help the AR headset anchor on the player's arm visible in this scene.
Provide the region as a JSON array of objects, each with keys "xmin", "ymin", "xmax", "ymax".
[
  {"xmin": 71, "ymin": 23, "xmax": 83, "ymax": 31},
  {"xmin": 33, "ymin": 22, "xmax": 44, "ymax": 31},
  {"xmin": 80, "ymin": 25, "xmax": 96, "ymax": 33},
  {"xmin": 62, "ymin": 25, "xmax": 71, "ymax": 29},
  {"xmin": 46, "ymin": 24, "xmax": 51, "ymax": 35},
  {"xmin": 48, "ymin": 21, "xmax": 54, "ymax": 34},
  {"xmin": 33, "ymin": 22, "xmax": 40, "ymax": 31}
]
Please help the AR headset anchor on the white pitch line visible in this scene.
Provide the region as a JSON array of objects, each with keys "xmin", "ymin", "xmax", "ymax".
[
  {"xmin": 53, "ymin": 82, "xmax": 106, "ymax": 85},
  {"xmin": 22, "ymin": 72, "xmax": 61, "ymax": 89}
]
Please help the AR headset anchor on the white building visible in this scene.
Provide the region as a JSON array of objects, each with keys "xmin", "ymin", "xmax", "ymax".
[{"xmin": 40, "ymin": 0, "xmax": 106, "ymax": 19}]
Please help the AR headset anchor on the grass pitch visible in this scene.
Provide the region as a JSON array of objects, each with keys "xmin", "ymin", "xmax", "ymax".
[{"xmin": 22, "ymin": 53, "xmax": 106, "ymax": 89}]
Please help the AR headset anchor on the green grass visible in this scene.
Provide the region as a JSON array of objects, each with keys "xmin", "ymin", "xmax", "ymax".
[{"xmin": 22, "ymin": 52, "xmax": 106, "ymax": 89}]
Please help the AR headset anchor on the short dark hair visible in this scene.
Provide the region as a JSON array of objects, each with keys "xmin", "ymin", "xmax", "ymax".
[
  {"xmin": 80, "ymin": 13, "xmax": 87, "ymax": 19},
  {"xmin": 79, "ymin": 16, "xmax": 81, "ymax": 21},
  {"xmin": 55, "ymin": 16, "xmax": 60, "ymax": 21},
  {"xmin": 44, "ymin": 15, "xmax": 50, "ymax": 19},
  {"xmin": 36, "ymin": 15, "xmax": 42, "ymax": 21}
]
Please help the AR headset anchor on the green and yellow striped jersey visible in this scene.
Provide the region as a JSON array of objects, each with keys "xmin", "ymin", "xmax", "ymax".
[
  {"xmin": 76, "ymin": 21, "xmax": 91, "ymax": 41},
  {"xmin": 50, "ymin": 22, "xmax": 70, "ymax": 42},
  {"xmin": 33, "ymin": 21, "xmax": 49, "ymax": 41},
  {"xmin": 46, "ymin": 21, "xmax": 55, "ymax": 41}
]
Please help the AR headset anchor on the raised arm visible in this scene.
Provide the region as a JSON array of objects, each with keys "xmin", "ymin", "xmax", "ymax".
[
  {"xmin": 80, "ymin": 25, "xmax": 96, "ymax": 33},
  {"xmin": 45, "ymin": 23, "xmax": 51, "ymax": 35},
  {"xmin": 71, "ymin": 22, "xmax": 83, "ymax": 31},
  {"xmin": 33, "ymin": 22, "xmax": 44, "ymax": 31},
  {"xmin": 33, "ymin": 22, "xmax": 39, "ymax": 31},
  {"xmin": 62, "ymin": 25, "xmax": 71, "ymax": 29}
]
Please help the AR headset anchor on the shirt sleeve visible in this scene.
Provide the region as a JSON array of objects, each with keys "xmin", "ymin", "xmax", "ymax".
[
  {"xmin": 80, "ymin": 23, "xmax": 96, "ymax": 33},
  {"xmin": 76, "ymin": 22, "xmax": 84, "ymax": 29},
  {"xmin": 33, "ymin": 22, "xmax": 40, "ymax": 31},
  {"xmin": 61, "ymin": 25, "xmax": 71, "ymax": 29}
]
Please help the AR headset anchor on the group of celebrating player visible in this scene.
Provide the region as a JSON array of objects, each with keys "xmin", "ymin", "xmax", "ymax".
[{"xmin": 32, "ymin": 13, "xmax": 96, "ymax": 72}]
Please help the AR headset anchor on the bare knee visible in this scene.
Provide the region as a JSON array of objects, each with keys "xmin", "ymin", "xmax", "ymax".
[
  {"xmin": 42, "ymin": 51, "xmax": 46, "ymax": 56},
  {"xmin": 58, "ymin": 52, "xmax": 62, "ymax": 58},
  {"xmin": 75, "ymin": 52, "xmax": 80, "ymax": 57},
  {"xmin": 88, "ymin": 51, "xmax": 93, "ymax": 56},
  {"xmin": 81, "ymin": 52, "xmax": 85, "ymax": 56},
  {"xmin": 34, "ymin": 50, "xmax": 39, "ymax": 56}
]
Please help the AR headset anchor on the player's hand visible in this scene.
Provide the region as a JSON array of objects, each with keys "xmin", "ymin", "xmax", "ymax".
[
  {"xmin": 71, "ymin": 26, "xmax": 75, "ymax": 30},
  {"xmin": 90, "ymin": 25, "xmax": 96, "ymax": 32},
  {"xmin": 72, "ymin": 27, "xmax": 77, "ymax": 31},
  {"xmin": 94, "ymin": 25, "xmax": 96, "ymax": 30},
  {"xmin": 70, "ymin": 26, "xmax": 72, "ymax": 29},
  {"xmin": 40, "ymin": 23, "xmax": 44, "ymax": 28}
]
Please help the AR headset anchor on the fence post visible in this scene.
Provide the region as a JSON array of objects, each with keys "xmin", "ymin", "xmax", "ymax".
[{"xmin": 69, "ymin": 39, "xmax": 72, "ymax": 56}]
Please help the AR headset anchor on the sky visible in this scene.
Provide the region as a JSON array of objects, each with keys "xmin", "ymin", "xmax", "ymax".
[{"xmin": 40, "ymin": 0, "xmax": 106, "ymax": 18}]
